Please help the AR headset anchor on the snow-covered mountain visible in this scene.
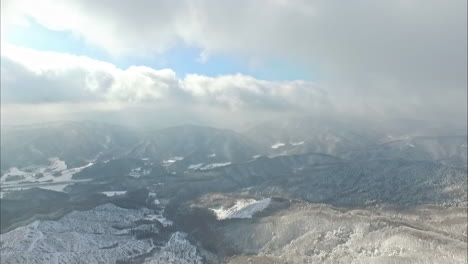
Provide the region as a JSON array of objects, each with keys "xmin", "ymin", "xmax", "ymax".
[
  {"xmin": 185, "ymin": 154, "xmax": 467, "ymax": 207},
  {"xmin": 127, "ymin": 125, "xmax": 260, "ymax": 164},
  {"xmin": 2, "ymin": 119, "xmax": 465, "ymax": 172},
  {"xmin": 187, "ymin": 199, "xmax": 467, "ymax": 264},
  {"xmin": 0, "ymin": 202, "xmax": 202, "ymax": 264},
  {"xmin": 0, "ymin": 121, "xmax": 139, "ymax": 170},
  {"xmin": 339, "ymin": 135, "xmax": 468, "ymax": 167},
  {"xmin": 246, "ymin": 116, "xmax": 383, "ymax": 156},
  {"xmin": 1, "ymin": 118, "xmax": 466, "ymax": 263}
]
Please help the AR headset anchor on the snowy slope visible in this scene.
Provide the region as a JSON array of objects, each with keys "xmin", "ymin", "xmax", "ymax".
[
  {"xmin": 211, "ymin": 198, "xmax": 271, "ymax": 220},
  {"xmin": 0, "ymin": 203, "xmax": 195, "ymax": 264},
  {"xmin": 214, "ymin": 202, "xmax": 467, "ymax": 264}
]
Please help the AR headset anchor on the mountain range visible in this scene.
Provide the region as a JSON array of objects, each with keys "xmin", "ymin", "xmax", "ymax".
[{"xmin": 0, "ymin": 117, "xmax": 466, "ymax": 264}]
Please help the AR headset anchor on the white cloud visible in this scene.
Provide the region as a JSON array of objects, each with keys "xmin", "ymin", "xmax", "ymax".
[
  {"xmin": 1, "ymin": 44, "xmax": 328, "ymax": 112},
  {"xmin": 183, "ymin": 74, "xmax": 328, "ymax": 111}
]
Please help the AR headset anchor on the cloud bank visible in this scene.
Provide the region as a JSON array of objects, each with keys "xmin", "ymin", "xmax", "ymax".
[
  {"xmin": 1, "ymin": 44, "xmax": 329, "ymax": 113},
  {"xmin": 1, "ymin": 0, "xmax": 466, "ymax": 124}
]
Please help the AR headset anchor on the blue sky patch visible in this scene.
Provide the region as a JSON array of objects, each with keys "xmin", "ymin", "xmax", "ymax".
[{"xmin": 3, "ymin": 18, "xmax": 313, "ymax": 81}]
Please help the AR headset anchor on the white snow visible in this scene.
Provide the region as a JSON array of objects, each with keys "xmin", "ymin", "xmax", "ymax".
[
  {"xmin": 188, "ymin": 162, "xmax": 231, "ymax": 171},
  {"xmin": 1, "ymin": 159, "xmax": 93, "ymax": 193},
  {"xmin": 163, "ymin": 156, "xmax": 184, "ymax": 165},
  {"xmin": 101, "ymin": 191, "xmax": 127, "ymax": 197},
  {"xmin": 187, "ymin": 163, "xmax": 204, "ymax": 170},
  {"xmin": 0, "ymin": 203, "xmax": 166, "ymax": 263},
  {"xmin": 271, "ymin": 142, "xmax": 286, "ymax": 149},
  {"xmin": 47, "ymin": 158, "xmax": 67, "ymax": 172},
  {"xmin": 39, "ymin": 184, "xmax": 70, "ymax": 192},
  {"xmin": 210, "ymin": 198, "xmax": 271, "ymax": 220},
  {"xmin": 290, "ymin": 141, "xmax": 305, "ymax": 146},
  {"xmin": 207, "ymin": 153, "xmax": 217, "ymax": 158},
  {"xmin": 148, "ymin": 192, "xmax": 161, "ymax": 205},
  {"xmin": 200, "ymin": 162, "xmax": 231, "ymax": 170},
  {"xmin": 2, "ymin": 167, "xmax": 30, "ymax": 179},
  {"xmin": 25, "ymin": 221, "xmax": 43, "ymax": 252},
  {"xmin": 407, "ymin": 144, "xmax": 416, "ymax": 148}
]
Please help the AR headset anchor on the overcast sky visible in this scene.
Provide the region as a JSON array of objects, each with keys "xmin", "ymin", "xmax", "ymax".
[{"xmin": 1, "ymin": 0, "xmax": 466, "ymax": 127}]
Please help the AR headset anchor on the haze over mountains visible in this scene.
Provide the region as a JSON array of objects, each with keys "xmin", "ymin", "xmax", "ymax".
[{"xmin": 2, "ymin": 117, "xmax": 466, "ymax": 169}]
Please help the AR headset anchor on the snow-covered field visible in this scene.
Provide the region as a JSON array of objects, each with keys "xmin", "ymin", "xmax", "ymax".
[
  {"xmin": 1, "ymin": 158, "xmax": 93, "ymax": 196},
  {"xmin": 211, "ymin": 198, "xmax": 271, "ymax": 220}
]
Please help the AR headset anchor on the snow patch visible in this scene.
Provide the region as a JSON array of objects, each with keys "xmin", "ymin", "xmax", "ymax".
[
  {"xmin": 187, "ymin": 163, "xmax": 204, "ymax": 170},
  {"xmin": 163, "ymin": 157, "xmax": 184, "ymax": 165},
  {"xmin": 1, "ymin": 160, "xmax": 93, "ymax": 193},
  {"xmin": 290, "ymin": 141, "xmax": 305, "ymax": 146},
  {"xmin": 2, "ymin": 167, "xmax": 30, "ymax": 178},
  {"xmin": 188, "ymin": 162, "xmax": 231, "ymax": 171},
  {"xmin": 39, "ymin": 184, "xmax": 70, "ymax": 192},
  {"xmin": 148, "ymin": 192, "xmax": 160, "ymax": 205},
  {"xmin": 271, "ymin": 142, "xmax": 286, "ymax": 149},
  {"xmin": 200, "ymin": 162, "xmax": 231, "ymax": 170},
  {"xmin": 47, "ymin": 157, "xmax": 67, "ymax": 172},
  {"xmin": 210, "ymin": 198, "xmax": 271, "ymax": 220},
  {"xmin": 101, "ymin": 191, "xmax": 127, "ymax": 197}
]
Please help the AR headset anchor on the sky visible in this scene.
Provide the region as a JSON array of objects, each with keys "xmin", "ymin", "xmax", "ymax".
[{"xmin": 1, "ymin": 0, "xmax": 467, "ymax": 128}]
